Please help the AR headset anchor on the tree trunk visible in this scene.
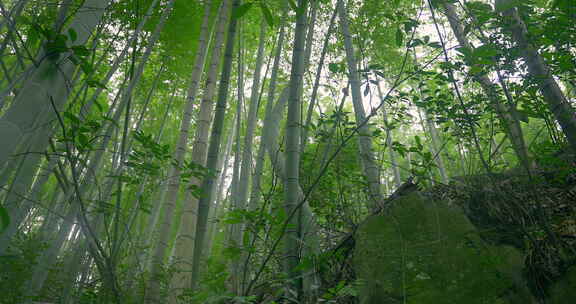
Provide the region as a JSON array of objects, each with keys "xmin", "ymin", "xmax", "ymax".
[
  {"xmin": 441, "ymin": 2, "xmax": 533, "ymax": 172},
  {"xmin": 0, "ymin": 0, "xmax": 111, "ymax": 171},
  {"xmin": 25, "ymin": 204, "xmax": 79, "ymax": 300},
  {"xmin": 160, "ymin": 0, "xmax": 216, "ymax": 300},
  {"xmin": 375, "ymin": 82, "xmax": 402, "ymax": 188},
  {"xmin": 163, "ymin": 0, "xmax": 229, "ymax": 279},
  {"xmin": 231, "ymin": 19, "xmax": 267, "ymax": 294},
  {"xmin": 284, "ymin": 0, "xmax": 308, "ymax": 298},
  {"xmin": 337, "ymin": 0, "xmax": 384, "ymax": 211},
  {"xmin": 82, "ymin": 0, "xmax": 161, "ymax": 118},
  {"xmin": 228, "ymin": 34, "xmax": 245, "ymax": 292},
  {"xmin": 205, "ymin": 112, "xmax": 236, "ymax": 257},
  {"xmin": 189, "ymin": 0, "xmax": 240, "ymax": 291},
  {"xmin": 495, "ymin": 0, "xmax": 576, "ymax": 151},
  {"xmin": 265, "ymin": 88, "xmax": 321, "ymax": 300},
  {"xmin": 301, "ymin": 7, "xmax": 338, "ymax": 151},
  {"xmin": 249, "ymin": 5, "xmax": 288, "ymax": 212}
]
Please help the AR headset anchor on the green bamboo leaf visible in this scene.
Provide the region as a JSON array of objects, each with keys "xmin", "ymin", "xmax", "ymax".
[
  {"xmin": 64, "ymin": 111, "xmax": 81, "ymax": 125},
  {"xmin": 414, "ymin": 135, "xmax": 422, "ymax": 149},
  {"xmin": 260, "ymin": 2, "xmax": 274, "ymax": 27},
  {"xmin": 78, "ymin": 133, "xmax": 90, "ymax": 148},
  {"xmin": 233, "ymin": 2, "xmax": 253, "ymax": 20},
  {"xmin": 469, "ymin": 65, "xmax": 483, "ymax": 75},
  {"xmin": 495, "ymin": 0, "xmax": 522, "ymax": 12},
  {"xmin": 287, "ymin": 0, "xmax": 298, "ymax": 11},
  {"xmin": 71, "ymin": 45, "xmax": 90, "ymax": 57},
  {"xmin": 0, "ymin": 205, "xmax": 9, "ymax": 233},
  {"xmin": 68, "ymin": 28, "xmax": 77, "ymax": 42},
  {"xmin": 328, "ymin": 62, "xmax": 339, "ymax": 73},
  {"xmin": 512, "ymin": 109, "xmax": 530, "ymax": 123},
  {"xmin": 80, "ymin": 59, "xmax": 94, "ymax": 74},
  {"xmin": 86, "ymin": 79, "xmax": 108, "ymax": 89},
  {"xmin": 395, "ymin": 27, "xmax": 404, "ymax": 47},
  {"xmin": 474, "ymin": 44, "xmax": 499, "ymax": 57}
]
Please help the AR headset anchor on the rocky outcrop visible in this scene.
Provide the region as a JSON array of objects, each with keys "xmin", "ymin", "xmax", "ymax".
[{"xmin": 354, "ymin": 192, "xmax": 535, "ymax": 304}]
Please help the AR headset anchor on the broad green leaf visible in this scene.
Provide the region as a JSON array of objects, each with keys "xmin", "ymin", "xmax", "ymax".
[
  {"xmin": 368, "ymin": 63, "xmax": 384, "ymax": 71},
  {"xmin": 260, "ymin": 2, "xmax": 274, "ymax": 27},
  {"xmin": 79, "ymin": 59, "xmax": 94, "ymax": 74},
  {"xmin": 64, "ymin": 112, "xmax": 81, "ymax": 125},
  {"xmin": 414, "ymin": 135, "xmax": 422, "ymax": 149},
  {"xmin": 288, "ymin": 0, "xmax": 298, "ymax": 12},
  {"xmin": 86, "ymin": 79, "xmax": 108, "ymax": 89},
  {"xmin": 93, "ymin": 99, "xmax": 106, "ymax": 113},
  {"xmin": 466, "ymin": 1, "xmax": 493, "ymax": 23},
  {"xmin": 0, "ymin": 205, "xmax": 9, "ymax": 233},
  {"xmin": 455, "ymin": 47, "xmax": 472, "ymax": 57},
  {"xmin": 78, "ymin": 133, "xmax": 90, "ymax": 148},
  {"xmin": 45, "ymin": 36, "xmax": 68, "ymax": 58},
  {"xmin": 408, "ymin": 38, "xmax": 423, "ymax": 48},
  {"xmin": 495, "ymin": 0, "xmax": 522, "ymax": 12},
  {"xmin": 233, "ymin": 2, "xmax": 253, "ymax": 20},
  {"xmin": 26, "ymin": 26, "xmax": 40, "ymax": 48},
  {"xmin": 395, "ymin": 27, "xmax": 404, "ymax": 47},
  {"xmin": 68, "ymin": 28, "xmax": 77, "ymax": 42},
  {"xmin": 473, "ymin": 44, "xmax": 499, "ymax": 58},
  {"xmin": 328, "ymin": 62, "xmax": 339, "ymax": 73},
  {"xmin": 403, "ymin": 18, "xmax": 419, "ymax": 33},
  {"xmin": 71, "ymin": 45, "xmax": 90, "ymax": 57},
  {"xmin": 512, "ymin": 109, "xmax": 530, "ymax": 123}
]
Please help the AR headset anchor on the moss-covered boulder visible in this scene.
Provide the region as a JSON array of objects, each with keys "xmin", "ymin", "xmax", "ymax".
[
  {"xmin": 549, "ymin": 266, "xmax": 576, "ymax": 303},
  {"xmin": 354, "ymin": 192, "xmax": 534, "ymax": 304}
]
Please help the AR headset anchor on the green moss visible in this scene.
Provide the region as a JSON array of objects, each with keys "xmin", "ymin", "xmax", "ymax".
[
  {"xmin": 550, "ymin": 266, "xmax": 576, "ymax": 303},
  {"xmin": 354, "ymin": 192, "xmax": 530, "ymax": 304}
]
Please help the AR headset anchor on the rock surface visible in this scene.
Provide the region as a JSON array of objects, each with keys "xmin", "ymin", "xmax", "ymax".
[{"xmin": 354, "ymin": 192, "xmax": 534, "ymax": 304}]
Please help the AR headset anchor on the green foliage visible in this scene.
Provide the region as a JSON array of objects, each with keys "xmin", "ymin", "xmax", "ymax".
[
  {"xmin": 233, "ymin": 2, "xmax": 254, "ymax": 20},
  {"xmin": 58, "ymin": 111, "xmax": 106, "ymax": 154},
  {"xmin": 126, "ymin": 131, "xmax": 171, "ymax": 179},
  {"xmin": 301, "ymin": 119, "xmax": 367, "ymax": 231},
  {"xmin": 465, "ymin": 1, "xmax": 494, "ymax": 24},
  {"xmin": 0, "ymin": 236, "xmax": 47, "ymax": 304},
  {"xmin": 153, "ymin": 0, "xmax": 204, "ymax": 77},
  {"xmin": 549, "ymin": 266, "xmax": 576, "ymax": 303},
  {"xmin": 494, "ymin": 0, "xmax": 523, "ymax": 12},
  {"xmin": 355, "ymin": 192, "xmax": 528, "ymax": 303},
  {"xmin": 530, "ymin": 140, "xmax": 576, "ymax": 184},
  {"xmin": 25, "ymin": 21, "xmax": 103, "ymax": 85},
  {"xmin": 0, "ymin": 206, "xmax": 9, "ymax": 233},
  {"xmin": 2, "ymin": 0, "xmax": 575, "ymax": 302},
  {"xmin": 287, "ymin": 0, "xmax": 298, "ymax": 12},
  {"xmin": 259, "ymin": 2, "xmax": 274, "ymax": 27},
  {"xmin": 320, "ymin": 280, "xmax": 360, "ymax": 302}
]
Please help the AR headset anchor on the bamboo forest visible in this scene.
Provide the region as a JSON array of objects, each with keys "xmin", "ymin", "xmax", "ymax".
[{"xmin": 1, "ymin": 0, "xmax": 576, "ymax": 303}]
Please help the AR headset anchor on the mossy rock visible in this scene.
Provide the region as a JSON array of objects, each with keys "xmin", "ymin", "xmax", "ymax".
[
  {"xmin": 549, "ymin": 266, "xmax": 576, "ymax": 303},
  {"xmin": 354, "ymin": 192, "xmax": 533, "ymax": 304}
]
